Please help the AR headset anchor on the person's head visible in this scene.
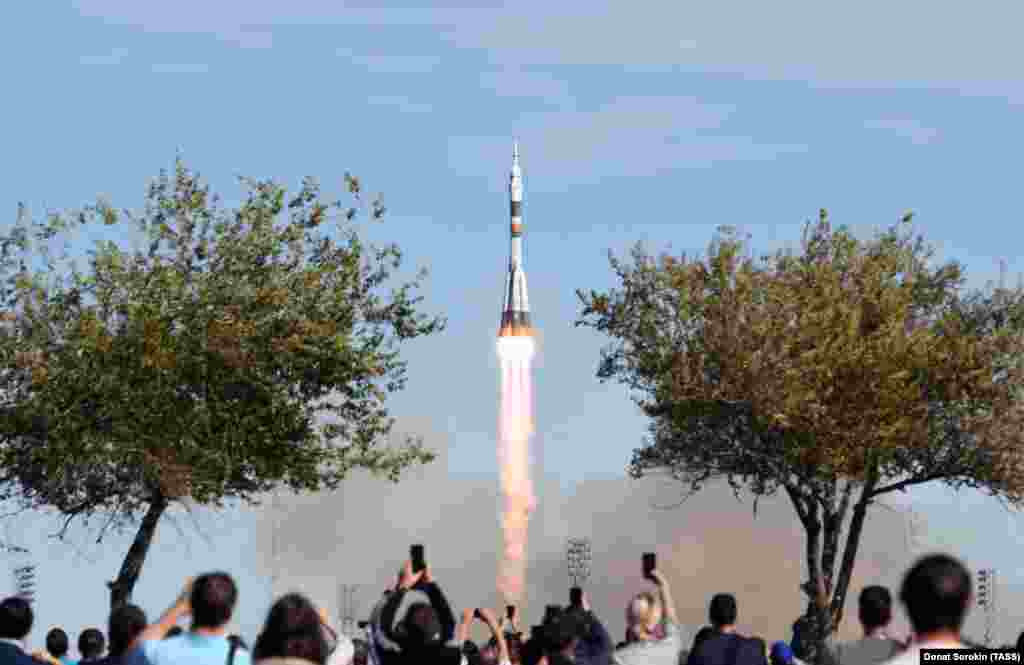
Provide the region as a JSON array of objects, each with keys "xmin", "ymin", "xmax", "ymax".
[
  {"xmin": 770, "ymin": 641, "xmax": 795, "ymax": 665},
  {"xmin": 399, "ymin": 602, "xmax": 443, "ymax": 650},
  {"xmin": 46, "ymin": 628, "xmax": 70, "ymax": 658},
  {"xmin": 625, "ymin": 592, "xmax": 662, "ymax": 641},
  {"xmin": 165, "ymin": 626, "xmax": 184, "ymax": 640},
  {"xmin": 709, "ymin": 594, "xmax": 737, "ymax": 629},
  {"xmin": 693, "ymin": 626, "xmax": 715, "ymax": 651},
  {"xmin": 858, "ymin": 586, "xmax": 893, "ymax": 632},
  {"xmin": 191, "ymin": 572, "xmax": 239, "ymax": 631},
  {"xmin": 0, "ymin": 597, "xmax": 33, "ymax": 641},
  {"xmin": 253, "ymin": 593, "xmax": 329, "ymax": 665},
  {"xmin": 542, "ymin": 612, "xmax": 580, "ymax": 657},
  {"xmin": 108, "ymin": 605, "xmax": 148, "ymax": 658},
  {"xmin": 899, "ymin": 554, "xmax": 971, "ymax": 637},
  {"xmin": 78, "ymin": 628, "xmax": 106, "ymax": 660}
]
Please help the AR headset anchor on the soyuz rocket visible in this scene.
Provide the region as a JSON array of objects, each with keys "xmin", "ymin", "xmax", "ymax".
[{"xmin": 499, "ymin": 142, "xmax": 533, "ymax": 338}]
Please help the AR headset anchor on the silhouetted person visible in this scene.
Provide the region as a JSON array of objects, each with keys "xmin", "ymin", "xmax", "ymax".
[
  {"xmin": 686, "ymin": 594, "xmax": 765, "ymax": 665},
  {"xmin": 78, "ymin": 630, "xmax": 106, "ymax": 663},
  {"xmin": 253, "ymin": 594, "xmax": 329, "ymax": 665},
  {"xmin": 0, "ymin": 597, "xmax": 36, "ymax": 665},
  {"xmin": 826, "ymin": 586, "xmax": 901, "ymax": 665},
  {"xmin": 46, "ymin": 629, "xmax": 76, "ymax": 665},
  {"xmin": 93, "ymin": 605, "xmax": 148, "ymax": 665},
  {"xmin": 882, "ymin": 554, "xmax": 971, "ymax": 665},
  {"xmin": 1016, "ymin": 631, "xmax": 1023, "ymax": 656}
]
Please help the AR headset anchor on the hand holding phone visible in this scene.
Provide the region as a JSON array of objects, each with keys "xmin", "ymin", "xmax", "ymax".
[
  {"xmin": 410, "ymin": 544, "xmax": 426, "ymax": 573},
  {"xmin": 569, "ymin": 587, "xmax": 583, "ymax": 608},
  {"xmin": 642, "ymin": 552, "xmax": 656, "ymax": 580}
]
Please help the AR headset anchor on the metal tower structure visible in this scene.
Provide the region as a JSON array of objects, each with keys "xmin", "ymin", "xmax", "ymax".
[
  {"xmin": 976, "ymin": 568, "xmax": 997, "ymax": 646},
  {"xmin": 339, "ymin": 584, "xmax": 359, "ymax": 637},
  {"xmin": 566, "ymin": 538, "xmax": 592, "ymax": 589}
]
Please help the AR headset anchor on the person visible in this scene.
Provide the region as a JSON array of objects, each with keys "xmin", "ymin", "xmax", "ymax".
[
  {"xmin": 252, "ymin": 593, "xmax": 330, "ymax": 665},
  {"xmin": 566, "ymin": 593, "xmax": 612, "ymax": 665},
  {"xmin": 881, "ymin": 554, "xmax": 971, "ymax": 665},
  {"xmin": 613, "ymin": 569, "xmax": 687, "ymax": 665},
  {"xmin": 686, "ymin": 594, "xmax": 764, "ymax": 665},
  {"xmin": 1016, "ymin": 631, "xmax": 1023, "ymax": 655},
  {"xmin": 45, "ymin": 630, "xmax": 76, "ymax": 665},
  {"xmin": 825, "ymin": 587, "xmax": 901, "ymax": 665},
  {"xmin": 92, "ymin": 605, "xmax": 148, "ymax": 665},
  {"xmin": 691, "ymin": 629, "xmax": 715, "ymax": 655},
  {"xmin": 539, "ymin": 609, "xmax": 581, "ymax": 665},
  {"xmin": 375, "ymin": 560, "xmax": 462, "ymax": 664},
  {"xmin": 125, "ymin": 573, "xmax": 252, "ymax": 665},
  {"xmin": 0, "ymin": 597, "xmax": 36, "ymax": 665},
  {"xmin": 769, "ymin": 642, "xmax": 805, "ymax": 665},
  {"xmin": 78, "ymin": 631, "xmax": 106, "ymax": 663}
]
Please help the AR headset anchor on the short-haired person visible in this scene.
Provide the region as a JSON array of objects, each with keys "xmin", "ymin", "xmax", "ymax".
[
  {"xmin": 686, "ymin": 594, "xmax": 765, "ymax": 665},
  {"xmin": 565, "ymin": 593, "xmax": 613, "ymax": 665},
  {"xmin": 882, "ymin": 555, "xmax": 971, "ymax": 665},
  {"xmin": 825, "ymin": 586, "xmax": 901, "ymax": 665},
  {"xmin": 78, "ymin": 630, "xmax": 106, "ymax": 663},
  {"xmin": 91, "ymin": 605, "xmax": 149, "ymax": 665},
  {"xmin": 44, "ymin": 629, "xmax": 76, "ymax": 665},
  {"xmin": 125, "ymin": 573, "xmax": 252, "ymax": 665},
  {"xmin": 613, "ymin": 569, "xmax": 688, "ymax": 665},
  {"xmin": 0, "ymin": 597, "xmax": 36, "ymax": 665}
]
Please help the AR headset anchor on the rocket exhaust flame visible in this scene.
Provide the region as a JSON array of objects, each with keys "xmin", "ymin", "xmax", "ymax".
[
  {"xmin": 496, "ymin": 142, "xmax": 535, "ymax": 603},
  {"xmin": 497, "ymin": 337, "xmax": 535, "ymax": 603}
]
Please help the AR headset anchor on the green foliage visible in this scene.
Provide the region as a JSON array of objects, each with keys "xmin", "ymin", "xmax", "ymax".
[
  {"xmin": 0, "ymin": 159, "xmax": 445, "ymax": 536},
  {"xmin": 576, "ymin": 210, "xmax": 1024, "ymax": 655}
]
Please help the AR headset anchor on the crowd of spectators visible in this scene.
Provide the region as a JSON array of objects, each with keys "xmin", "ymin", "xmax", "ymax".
[{"xmin": 2, "ymin": 553, "xmax": 1021, "ymax": 665}]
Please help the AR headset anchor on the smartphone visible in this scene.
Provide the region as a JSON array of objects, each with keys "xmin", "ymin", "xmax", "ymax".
[
  {"xmin": 569, "ymin": 587, "xmax": 583, "ymax": 608},
  {"xmin": 642, "ymin": 552, "xmax": 656, "ymax": 579},
  {"xmin": 411, "ymin": 544, "xmax": 425, "ymax": 573},
  {"xmin": 473, "ymin": 608, "xmax": 483, "ymax": 620},
  {"xmin": 506, "ymin": 605, "xmax": 516, "ymax": 621}
]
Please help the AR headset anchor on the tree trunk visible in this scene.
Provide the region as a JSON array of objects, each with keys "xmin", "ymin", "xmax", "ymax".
[
  {"xmin": 108, "ymin": 496, "xmax": 169, "ymax": 609},
  {"xmin": 828, "ymin": 480, "xmax": 876, "ymax": 630}
]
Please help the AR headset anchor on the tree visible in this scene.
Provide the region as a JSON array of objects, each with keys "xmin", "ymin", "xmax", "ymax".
[
  {"xmin": 0, "ymin": 160, "xmax": 445, "ymax": 608},
  {"xmin": 576, "ymin": 212, "xmax": 1024, "ymax": 661}
]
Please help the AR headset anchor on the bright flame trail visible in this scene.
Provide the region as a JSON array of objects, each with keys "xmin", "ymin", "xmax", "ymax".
[{"xmin": 497, "ymin": 336, "xmax": 536, "ymax": 603}]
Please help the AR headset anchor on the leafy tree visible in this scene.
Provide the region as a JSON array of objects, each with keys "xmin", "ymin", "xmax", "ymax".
[
  {"xmin": 576, "ymin": 212, "xmax": 1024, "ymax": 661},
  {"xmin": 0, "ymin": 160, "xmax": 445, "ymax": 608}
]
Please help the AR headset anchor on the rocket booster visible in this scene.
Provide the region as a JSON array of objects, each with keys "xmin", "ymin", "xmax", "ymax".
[{"xmin": 499, "ymin": 141, "xmax": 533, "ymax": 338}]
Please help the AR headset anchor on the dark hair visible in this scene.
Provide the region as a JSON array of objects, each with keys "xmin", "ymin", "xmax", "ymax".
[
  {"xmin": 253, "ymin": 593, "xmax": 329, "ymax": 665},
  {"xmin": 709, "ymin": 594, "xmax": 737, "ymax": 627},
  {"xmin": 191, "ymin": 572, "xmax": 238, "ymax": 629},
  {"xmin": 165, "ymin": 626, "xmax": 184, "ymax": 639},
  {"xmin": 693, "ymin": 626, "xmax": 715, "ymax": 650},
  {"xmin": 402, "ymin": 603, "xmax": 442, "ymax": 648},
  {"xmin": 0, "ymin": 597, "xmax": 33, "ymax": 640},
  {"xmin": 47, "ymin": 628, "xmax": 70, "ymax": 657},
  {"xmin": 859, "ymin": 586, "xmax": 892, "ymax": 630},
  {"xmin": 1015, "ymin": 630, "xmax": 1023, "ymax": 655},
  {"xmin": 78, "ymin": 628, "xmax": 106, "ymax": 659},
  {"xmin": 108, "ymin": 604, "xmax": 148, "ymax": 658},
  {"xmin": 899, "ymin": 554, "xmax": 971, "ymax": 635}
]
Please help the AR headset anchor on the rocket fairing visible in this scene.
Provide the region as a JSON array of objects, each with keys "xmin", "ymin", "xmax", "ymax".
[{"xmin": 499, "ymin": 141, "xmax": 533, "ymax": 338}]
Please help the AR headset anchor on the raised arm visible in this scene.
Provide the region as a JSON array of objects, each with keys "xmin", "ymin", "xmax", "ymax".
[
  {"xmin": 651, "ymin": 571, "xmax": 678, "ymax": 625},
  {"xmin": 137, "ymin": 578, "xmax": 192, "ymax": 642},
  {"xmin": 418, "ymin": 569, "xmax": 456, "ymax": 642}
]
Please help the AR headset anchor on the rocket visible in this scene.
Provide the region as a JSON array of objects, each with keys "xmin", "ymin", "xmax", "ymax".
[{"xmin": 499, "ymin": 141, "xmax": 533, "ymax": 338}]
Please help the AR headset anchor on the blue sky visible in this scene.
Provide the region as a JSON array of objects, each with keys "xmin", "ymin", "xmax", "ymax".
[{"xmin": 3, "ymin": 0, "xmax": 1024, "ymax": 649}]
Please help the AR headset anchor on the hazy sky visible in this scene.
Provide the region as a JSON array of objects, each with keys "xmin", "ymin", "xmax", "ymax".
[{"xmin": 2, "ymin": 0, "xmax": 1023, "ymax": 652}]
